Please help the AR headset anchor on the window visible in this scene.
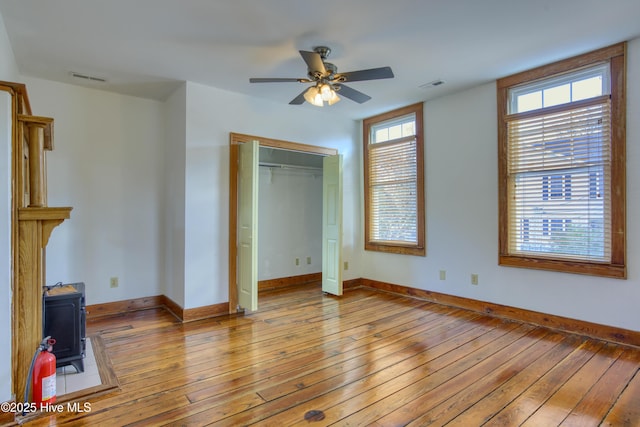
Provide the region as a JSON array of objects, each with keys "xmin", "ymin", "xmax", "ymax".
[
  {"xmin": 363, "ymin": 103, "xmax": 425, "ymax": 255},
  {"xmin": 542, "ymin": 174, "xmax": 571, "ymax": 200},
  {"xmin": 498, "ymin": 43, "xmax": 626, "ymax": 278}
]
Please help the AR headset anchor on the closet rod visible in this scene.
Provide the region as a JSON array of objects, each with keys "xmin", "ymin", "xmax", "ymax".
[{"xmin": 259, "ymin": 162, "xmax": 323, "ymax": 171}]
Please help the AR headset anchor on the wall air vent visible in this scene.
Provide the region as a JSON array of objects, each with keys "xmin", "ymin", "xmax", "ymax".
[{"xmin": 69, "ymin": 71, "xmax": 107, "ymax": 83}]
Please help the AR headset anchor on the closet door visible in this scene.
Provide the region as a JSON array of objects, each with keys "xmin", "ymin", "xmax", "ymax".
[
  {"xmin": 238, "ymin": 140, "xmax": 259, "ymax": 311},
  {"xmin": 322, "ymin": 154, "xmax": 343, "ymax": 295}
]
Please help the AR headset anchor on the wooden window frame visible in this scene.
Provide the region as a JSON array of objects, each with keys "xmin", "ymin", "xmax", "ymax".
[
  {"xmin": 363, "ymin": 102, "xmax": 425, "ymax": 256},
  {"xmin": 497, "ymin": 42, "xmax": 626, "ymax": 278}
]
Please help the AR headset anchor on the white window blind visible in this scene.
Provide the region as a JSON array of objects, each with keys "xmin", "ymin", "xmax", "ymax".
[
  {"xmin": 506, "ymin": 96, "xmax": 611, "ymax": 261},
  {"xmin": 368, "ymin": 114, "xmax": 417, "ymax": 244}
]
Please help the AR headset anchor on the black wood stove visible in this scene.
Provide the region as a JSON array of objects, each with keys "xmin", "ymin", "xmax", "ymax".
[{"xmin": 43, "ymin": 282, "xmax": 87, "ymax": 373}]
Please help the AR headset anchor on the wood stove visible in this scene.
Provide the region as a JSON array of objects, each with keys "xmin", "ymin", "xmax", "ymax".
[{"xmin": 43, "ymin": 282, "xmax": 86, "ymax": 373}]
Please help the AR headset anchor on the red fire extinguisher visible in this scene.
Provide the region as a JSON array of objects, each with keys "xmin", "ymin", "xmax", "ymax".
[{"xmin": 31, "ymin": 337, "xmax": 57, "ymax": 406}]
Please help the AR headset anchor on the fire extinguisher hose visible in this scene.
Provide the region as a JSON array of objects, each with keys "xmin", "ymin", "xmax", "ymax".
[
  {"xmin": 22, "ymin": 336, "xmax": 52, "ymax": 416},
  {"xmin": 23, "ymin": 344, "xmax": 41, "ymax": 415}
]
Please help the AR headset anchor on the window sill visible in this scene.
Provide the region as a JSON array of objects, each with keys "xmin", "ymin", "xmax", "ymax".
[
  {"xmin": 365, "ymin": 242, "xmax": 426, "ymax": 257},
  {"xmin": 499, "ymin": 255, "xmax": 626, "ymax": 279}
]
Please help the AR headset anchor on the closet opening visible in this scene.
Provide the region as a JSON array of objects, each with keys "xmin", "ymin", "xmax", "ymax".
[
  {"xmin": 257, "ymin": 147, "xmax": 324, "ymax": 293},
  {"xmin": 228, "ymin": 133, "xmax": 338, "ymax": 313}
]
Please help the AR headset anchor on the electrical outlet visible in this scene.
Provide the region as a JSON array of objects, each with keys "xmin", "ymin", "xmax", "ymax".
[
  {"xmin": 295, "ymin": 258, "xmax": 300, "ymax": 266},
  {"xmin": 439, "ymin": 270, "xmax": 446, "ymax": 281},
  {"xmin": 306, "ymin": 256, "xmax": 311, "ymax": 265},
  {"xmin": 471, "ymin": 274, "xmax": 479, "ymax": 285},
  {"xmin": 344, "ymin": 261, "xmax": 349, "ymax": 270},
  {"xmin": 110, "ymin": 277, "xmax": 119, "ymax": 288}
]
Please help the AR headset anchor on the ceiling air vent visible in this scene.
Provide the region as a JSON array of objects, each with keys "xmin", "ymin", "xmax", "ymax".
[
  {"xmin": 69, "ymin": 71, "xmax": 107, "ymax": 83},
  {"xmin": 419, "ymin": 79, "xmax": 445, "ymax": 89}
]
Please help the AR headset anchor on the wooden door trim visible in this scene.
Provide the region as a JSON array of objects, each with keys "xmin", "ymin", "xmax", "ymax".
[{"xmin": 228, "ymin": 133, "xmax": 337, "ymax": 313}]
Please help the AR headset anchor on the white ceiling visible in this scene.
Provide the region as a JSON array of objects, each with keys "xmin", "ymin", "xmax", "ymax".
[{"xmin": 1, "ymin": 0, "xmax": 639, "ymax": 120}]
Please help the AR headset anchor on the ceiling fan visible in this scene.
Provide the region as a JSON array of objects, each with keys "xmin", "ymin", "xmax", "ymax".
[{"xmin": 249, "ymin": 46, "xmax": 394, "ymax": 106}]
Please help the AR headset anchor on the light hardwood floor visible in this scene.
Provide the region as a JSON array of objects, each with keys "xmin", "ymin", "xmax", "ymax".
[{"xmin": 23, "ymin": 283, "xmax": 640, "ymax": 426}]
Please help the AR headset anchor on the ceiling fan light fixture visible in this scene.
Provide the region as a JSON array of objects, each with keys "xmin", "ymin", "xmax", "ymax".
[
  {"xmin": 320, "ymin": 83, "xmax": 333, "ymax": 101},
  {"xmin": 304, "ymin": 83, "xmax": 340, "ymax": 107},
  {"xmin": 304, "ymin": 86, "xmax": 324, "ymax": 107},
  {"xmin": 327, "ymin": 89, "xmax": 340, "ymax": 105}
]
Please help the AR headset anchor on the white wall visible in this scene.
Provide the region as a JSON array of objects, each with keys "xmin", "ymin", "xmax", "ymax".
[
  {"xmin": 21, "ymin": 77, "xmax": 167, "ymax": 306},
  {"xmin": 0, "ymin": 11, "xmax": 18, "ymax": 402},
  {"xmin": 163, "ymin": 84, "xmax": 187, "ymax": 307},
  {"xmin": 0, "ymin": 12, "xmax": 17, "ymax": 80},
  {"xmin": 258, "ymin": 167, "xmax": 323, "ymax": 280},
  {"xmin": 361, "ymin": 37, "xmax": 640, "ymax": 332},
  {"xmin": 183, "ymin": 82, "xmax": 359, "ymax": 309}
]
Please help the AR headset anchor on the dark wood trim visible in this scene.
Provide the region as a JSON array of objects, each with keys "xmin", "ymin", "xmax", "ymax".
[
  {"xmin": 229, "ymin": 137, "xmax": 239, "ymax": 313},
  {"xmin": 87, "ymin": 295, "xmax": 228, "ymax": 323},
  {"xmin": 230, "ymin": 132, "xmax": 337, "ymax": 156},
  {"xmin": 0, "ymin": 80, "xmax": 32, "ymax": 115},
  {"xmin": 259, "ymin": 273, "xmax": 322, "ymax": 291},
  {"xmin": 88, "ymin": 335, "xmax": 119, "ymax": 390},
  {"xmin": 160, "ymin": 295, "xmax": 184, "ymax": 321},
  {"xmin": 358, "ymin": 278, "xmax": 640, "ymax": 348},
  {"xmin": 343, "ymin": 278, "xmax": 363, "ymax": 290},
  {"xmin": 182, "ymin": 302, "xmax": 229, "ymax": 323},
  {"xmin": 497, "ymin": 81, "xmax": 509, "ymax": 260},
  {"xmin": 86, "ymin": 296, "xmax": 165, "ymax": 319},
  {"xmin": 499, "ymin": 255, "xmax": 626, "ymax": 279},
  {"xmin": 609, "ymin": 47, "xmax": 627, "ymax": 269}
]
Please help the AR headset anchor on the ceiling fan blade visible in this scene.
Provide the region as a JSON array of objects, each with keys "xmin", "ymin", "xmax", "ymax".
[
  {"xmin": 336, "ymin": 84, "xmax": 371, "ymax": 104},
  {"xmin": 250, "ymin": 77, "xmax": 309, "ymax": 83},
  {"xmin": 289, "ymin": 90, "xmax": 307, "ymax": 105},
  {"xmin": 337, "ymin": 66, "xmax": 394, "ymax": 82},
  {"xmin": 299, "ymin": 50, "xmax": 326, "ymax": 74}
]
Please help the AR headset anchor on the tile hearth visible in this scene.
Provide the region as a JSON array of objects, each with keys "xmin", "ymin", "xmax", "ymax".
[{"xmin": 55, "ymin": 337, "xmax": 101, "ymax": 395}]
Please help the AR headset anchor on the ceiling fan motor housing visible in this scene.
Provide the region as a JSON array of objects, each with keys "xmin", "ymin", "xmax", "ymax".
[
  {"xmin": 309, "ymin": 62, "xmax": 338, "ymax": 81},
  {"xmin": 313, "ymin": 46, "xmax": 331, "ymax": 59}
]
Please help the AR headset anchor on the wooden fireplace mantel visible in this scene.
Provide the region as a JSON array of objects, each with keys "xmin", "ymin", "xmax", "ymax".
[
  {"xmin": 2, "ymin": 81, "xmax": 73, "ymax": 403},
  {"xmin": 18, "ymin": 207, "xmax": 72, "ymax": 246},
  {"xmin": 14, "ymin": 207, "xmax": 72, "ymax": 402}
]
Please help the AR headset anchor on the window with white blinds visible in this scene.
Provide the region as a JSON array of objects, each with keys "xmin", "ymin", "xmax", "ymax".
[
  {"xmin": 363, "ymin": 103, "xmax": 425, "ymax": 256},
  {"xmin": 507, "ymin": 96, "xmax": 611, "ymax": 261},
  {"xmin": 497, "ymin": 43, "xmax": 626, "ymax": 278}
]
